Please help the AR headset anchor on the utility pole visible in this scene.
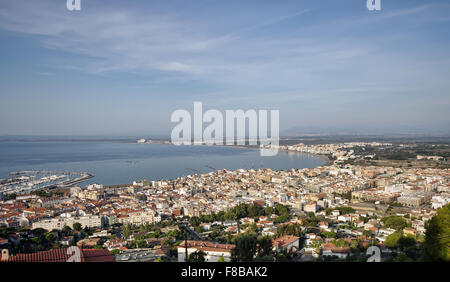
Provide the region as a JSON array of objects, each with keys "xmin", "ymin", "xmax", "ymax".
[{"xmin": 237, "ymin": 219, "xmax": 240, "ymax": 233}]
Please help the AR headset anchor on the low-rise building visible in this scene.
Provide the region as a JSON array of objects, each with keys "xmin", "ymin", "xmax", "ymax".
[
  {"xmin": 31, "ymin": 215, "xmax": 102, "ymax": 231},
  {"xmin": 272, "ymin": 235, "xmax": 300, "ymax": 253},
  {"xmin": 177, "ymin": 241, "xmax": 235, "ymax": 262}
]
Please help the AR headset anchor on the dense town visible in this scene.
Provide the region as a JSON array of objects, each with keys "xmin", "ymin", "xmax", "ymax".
[{"xmin": 0, "ymin": 142, "xmax": 449, "ymax": 262}]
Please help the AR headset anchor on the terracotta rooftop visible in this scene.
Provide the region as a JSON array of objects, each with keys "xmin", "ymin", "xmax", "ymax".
[
  {"xmin": 272, "ymin": 235, "xmax": 299, "ymax": 248},
  {"xmin": 177, "ymin": 240, "xmax": 235, "ymax": 253},
  {"xmin": 322, "ymin": 243, "xmax": 351, "ymax": 253},
  {"xmin": 3, "ymin": 248, "xmax": 114, "ymax": 262}
]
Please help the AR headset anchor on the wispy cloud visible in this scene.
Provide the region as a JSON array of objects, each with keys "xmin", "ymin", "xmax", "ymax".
[
  {"xmin": 0, "ymin": 1, "xmax": 338, "ymax": 85},
  {"xmin": 0, "ymin": 1, "xmax": 445, "ymax": 94},
  {"xmin": 0, "ymin": 0, "xmax": 449, "ymax": 134}
]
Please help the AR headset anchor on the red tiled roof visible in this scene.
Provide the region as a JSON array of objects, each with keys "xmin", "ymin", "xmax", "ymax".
[
  {"xmin": 82, "ymin": 249, "xmax": 115, "ymax": 262},
  {"xmin": 322, "ymin": 243, "xmax": 351, "ymax": 253},
  {"xmin": 4, "ymin": 248, "xmax": 114, "ymax": 262},
  {"xmin": 272, "ymin": 235, "xmax": 299, "ymax": 248},
  {"xmin": 178, "ymin": 240, "xmax": 235, "ymax": 253}
]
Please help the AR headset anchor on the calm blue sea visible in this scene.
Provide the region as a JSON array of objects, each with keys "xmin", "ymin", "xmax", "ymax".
[{"xmin": 0, "ymin": 142, "xmax": 325, "ymax": 185}]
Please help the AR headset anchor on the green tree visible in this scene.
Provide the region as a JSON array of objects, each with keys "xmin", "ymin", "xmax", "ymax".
[
  {"xmin": 32, "ymin": 236, "xmax": 43, "ymax": 245},
  {"xmin": 44, "ymin": 233, "xmax": 56, "ymax": 242},
  {"xmin": 275, "ymin": 249, "xmax": 292, "ymax": 262},
  {"xmin": 195, "ymin": 226, "xmax": 203, "ymax": 234},
  {"xmin": 224, "ymin": 211, "xmax": 238, "ymax": 221},
  {"xmin": 189, "ymin": 216, "xmax": 201, "ymax": 227},
  {"xmin": 422, "ymin": 204, "xmax": 450, "ymax": 261},
  {"xmin": 136, "ymin": 240, "xmax": 147, "ymax": 248},
  {"xmin": 31, "ymin": 228, "xmax": 46, "ymax": 236},
  {"xmin": 363, "ymin": 230, "xmax": 373, "ymax": 237},
  {"xmin": 264, "ymin": 207, "xmax": 275, "ymax": 216},
  {"xmin": 215, "ymin": 211, "xmax": 225, "ymax": 222},
  {"xmin": 274, "ymin": 204, "xmax": 289, "ymax": 217},
  {"xmin": 338, "ymin": 206, "xmax": 355, "ymax": 215},
  {"xmin": 52, "ymin": 242, "xmax": 62, "ymax": 249},
  {"xmin": 121, "ymin": 224, "xmax": 132, "ymax": 238},
  {"xmin": 382, "ymin": 216, "xmax": 407, "ymax": 230},
  {"xmin": 247, "ymin": 205, "xmax": 264, "ymax": 218},
  {"xmin": 385, "ymin": 232, "xmax": 402, "ymax": 249},
  {"xmin": 155, "ymin": 256, "xmax": 170, "ymax": 262},
  {"xmin": 393, "ymin": 253, "xmax": 411, "ymax": 262},
  {"xmin": 188, "ymin": 250, "xmax": 207, "ymax": 262},
  {"xmin": 256, "ymin": 236, "xmax": 274, "ymax": 258},
  {"xmin": 162, "ymin": 236, "xmax": 174, "ymax": 246},
  {"xmin": 276, "ymin": 223, "xmax": 302, "ymax": 237},
  {"xmin": 273, "ymin": 215, "xmax": 289, "ymax": 224},
  {"xmin": 398, "ymin": 235, "xmax": 416, "ymax": 251},
  {"xmin": 167, "ymin": 229, "xmax": 183, "ymax": 240},
  {"xmin": 110, "ymin": 249, "xmax": 120, "ymax": 255},
  {"xmin": 333, "ymin": 239, "xmax": 346, "ymax": 248},
  {"xmin": 231, "ymin": 233, "xmax": 258, "ymax": 262},
  {"xmin": 143, "ymin": 223, "xmax": 151, "ymax": 232},
  {"xmin": 72, "ymin": 222, "xmax": 82, "ymax": 231},
  {"xmin": 217, "ymin": 255, "xmax": 225, "ymax": 262},
  {"xmin": 321, "ymin": 231, "xmax": 336, "ymax": 238},
  {"xmin": 350, "ymin": 239, "xmax": 360, "ymax": 251}
]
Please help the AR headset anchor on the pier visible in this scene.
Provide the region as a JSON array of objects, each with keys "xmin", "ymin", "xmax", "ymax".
[{"xmin": 0, "ymin": 170, "xmax": 94, "ymax": 195}]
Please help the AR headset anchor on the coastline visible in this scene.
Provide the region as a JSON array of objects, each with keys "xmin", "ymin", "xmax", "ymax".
[
  {"xmin": 185, "ymin": 143, "xmax": 330, "ymax": 168},
  {"xmin": 316, "ymin": 154, "xmax": 333, "ymax": 166},
  {"xmin": 0, "ymin": 141, "xmax": 326, "ymax": 187}
]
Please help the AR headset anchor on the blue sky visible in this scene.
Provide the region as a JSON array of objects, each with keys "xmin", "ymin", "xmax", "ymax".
[{"xmin": 0, "ymin": 0, "xmax": 449, "ymax": 136}]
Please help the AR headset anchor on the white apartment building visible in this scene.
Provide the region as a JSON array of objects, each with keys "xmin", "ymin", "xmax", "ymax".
[
  {"xmin": 117, "ymin": 211, "xmax": 155, "ymax": 225},
  {"xmin": 431, "ymin": 195, "xmax": 450, "ymax": 209},
  {"xmin": 32, "ymin": 215, "xmax": 102, "ymax": 231}
]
